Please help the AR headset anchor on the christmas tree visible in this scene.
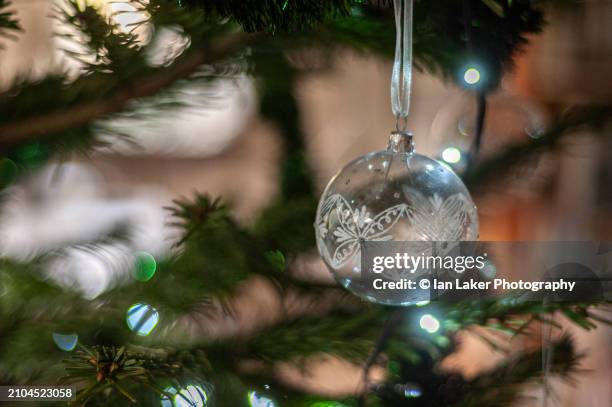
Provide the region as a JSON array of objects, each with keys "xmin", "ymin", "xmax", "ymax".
[{"xmin": 0, "ymin": 1, "xmax": 610, "ymax": 406}]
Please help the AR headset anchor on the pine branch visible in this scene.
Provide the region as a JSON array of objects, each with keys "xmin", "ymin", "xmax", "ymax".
[
  {"xmin": 0, "ymin": 0, "xmax": 255, "ymax": 158},
  {"xmin": 166, "ymin": 193, "xmax": 227, "ymax": 247},
  {"xmin": 221, "ymin": 308, "xmax": 387, "ymax": 364},
  {"xmin": 0, "ymin": 34, "xmax": 250, "ymax": 148},
  {"xmin": 0, "ymin": 0, "xmax": 19, "ymax": 45},
  {"xmin": 249, "ymin": 0, "xmax": 543, "ymax": 84},
  {"xmin": 57, "ymin": 1, "xmax": 143, "ymax": 74},
  {"xmin": 55, "ymin": 306, "xmax": 377, "ymax": 405},
  {"xmin": 62, "ymin": 344, "xmax": 211, "ymax": 406},
  {"xmin": 464, "ymin": 106, "xmax": 611, "ymax": 191},
  {"xmin": 372, "ymin": 334, "xmax": 581, "ymax": 406},
  {"xmin": 458, "ymin": 334, "xmax": 582, "ymax": 406},
  {"xmin": 180, "ymin": 0, "xmax": 355, "ymax": 33},
  {"xmin": 164, "ymin": 192, "xmax": 337, "ymax": 293},
  {"xmin": 441, "ymin": 298, "xmax": 611, "ymax": 336}
]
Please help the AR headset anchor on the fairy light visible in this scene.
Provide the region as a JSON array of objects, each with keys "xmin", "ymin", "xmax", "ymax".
[
  {"xmin": 419, "ymin": 314, "xmax": 440, "ymax": 333},
  {"xmin": 441, "ymin": 147, "xmax": 462, "ymax": 164},
  {"xmin": 463, "ymin": 67, "xmax": 481, "ymax": 85}
]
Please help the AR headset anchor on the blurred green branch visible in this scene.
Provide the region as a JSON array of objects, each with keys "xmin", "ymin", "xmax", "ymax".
[
  {"xmin": 465, "ymin": 106, "xmax": 612, "ymax": 191},
  {"xmin": 0, "ymin": 32, "xmax": 250, "ymax": 148},
  {"xmin": 0, "ymin": 1, "xmax": 609, "ymax": 406},
  {"xmin": 0, "ymin": 0, "xmax": 19, "ymax": 45},
  {"xmin": 458, "ymin": 334, "xmax": 582, "ymax": 406}
]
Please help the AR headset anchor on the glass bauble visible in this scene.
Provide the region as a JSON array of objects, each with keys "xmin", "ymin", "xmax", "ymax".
[{"xmin": 314, "ymin": 132, "xmax": 478, "ymax": 305}]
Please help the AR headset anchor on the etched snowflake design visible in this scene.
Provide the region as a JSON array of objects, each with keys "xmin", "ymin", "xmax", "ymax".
[
  {"xmin": 403, "ymin": 188, "xmax": 477, "ymax": 242},
  {"xmin": 316, "ymin": 190, "xmax": 477, "ymax": 269},
  {"xmin": 316, "ymin": 194, "xmax": 408, "ymax": 268}
]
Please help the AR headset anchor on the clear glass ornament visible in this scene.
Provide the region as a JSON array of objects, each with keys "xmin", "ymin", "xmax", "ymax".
[{"xmin": 314, "ymin": 132, "xmax": 478, "ymax": 305}]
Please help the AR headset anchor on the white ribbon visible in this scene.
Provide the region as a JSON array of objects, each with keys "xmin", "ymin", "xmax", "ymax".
[{"xmin": 391, "ymin": 0, "xmax": 413, "ymax": 127}]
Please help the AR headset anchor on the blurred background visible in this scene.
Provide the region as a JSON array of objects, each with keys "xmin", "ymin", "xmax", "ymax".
[{"xmin": 0, "ymin": 0, "xmax": 611, "ymax": 406}]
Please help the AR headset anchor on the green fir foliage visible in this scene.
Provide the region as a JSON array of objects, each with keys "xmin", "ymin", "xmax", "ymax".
[{"xmin": 0, "ymin": 1, "xmax": 609, "ymax": 406}]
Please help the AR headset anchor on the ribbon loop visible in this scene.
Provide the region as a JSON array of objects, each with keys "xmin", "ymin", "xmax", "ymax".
[{"xmin": 391, "ymin": 0, "xmax": 413, "ymax": 122}]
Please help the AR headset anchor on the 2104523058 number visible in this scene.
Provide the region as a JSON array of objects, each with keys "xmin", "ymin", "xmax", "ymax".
[{"xmin": 0, "ymin": 386, "xmax": 76, "ymax": 401}]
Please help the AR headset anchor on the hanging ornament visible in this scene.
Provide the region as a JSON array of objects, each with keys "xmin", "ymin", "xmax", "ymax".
[{"xmin": 314, "ymin": 0, "xmax": 478, "ymax": 305}]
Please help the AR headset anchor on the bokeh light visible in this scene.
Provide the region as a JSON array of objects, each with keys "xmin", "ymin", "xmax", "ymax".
[
  {"xmin": 126, "ymin": 303, "xmax": 159, "ymax": 336},
  {"xmin": 441, "ymin": 147, "xmax": 462, "ymax": 164},
  {"xmin": 479, "ymin": 259, "xmax": 497, "ymax": 279},
  {"xmin": 403, "ymin": 383, "xmax": 423, "ymax": 398},
  {"xmin": 247, "ymin": 391, "xmax": 276, "ymax": 407},
  {"xmin": 161, "ymin": 385, "xmax": 209, "ymax": 407},
  {"xmin": 176, "ymin": 385, "xmax": 208, "ymax": 407},
  {"xmin": 161, "ymin": 387, "xmax": 177, "ymax": 407},
  {"xmin": 133, "ymin": 251, "xmax": 157, "ymax": 282},
  {"xmin": 463, "ymin": 67, "xmax": 481, "ymax": 85},
  {"xmin": 52, "ymin": 333, "xmax": 78, "ymax": 351},
  {"xmin": 419, "ymin": 314, "xmax": 440, "ymax": 334}
]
